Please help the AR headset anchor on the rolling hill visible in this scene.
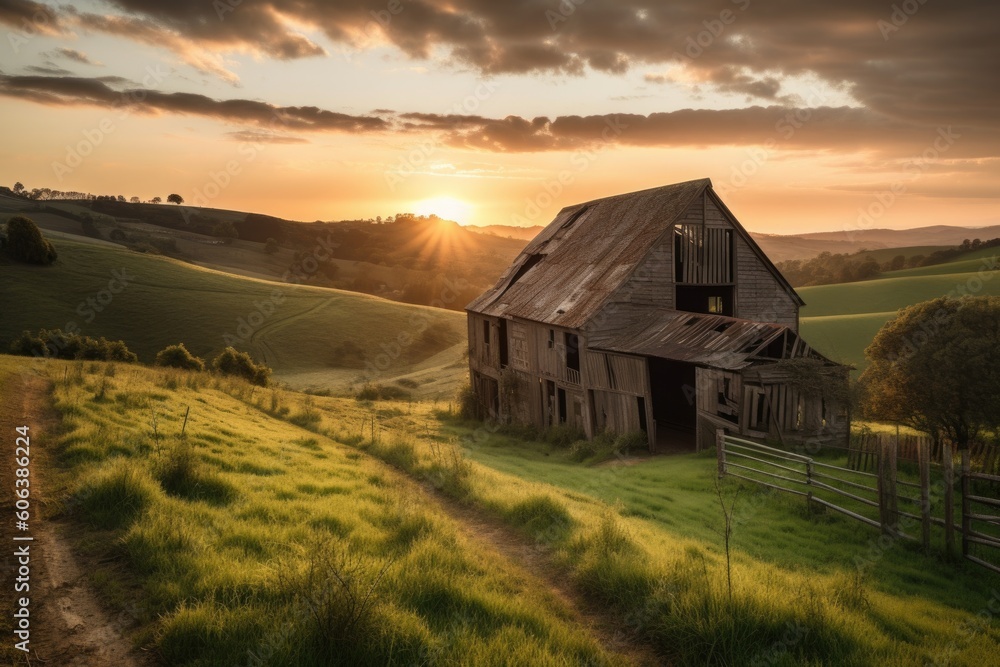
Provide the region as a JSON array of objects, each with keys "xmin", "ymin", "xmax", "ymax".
[
  {"xmin": 0, "ymin": 236, "xmax": 467, "ymax": 397},
  {"xmin": 800, "ymin": 246, "xmax": 1000, "ymax": 372}
]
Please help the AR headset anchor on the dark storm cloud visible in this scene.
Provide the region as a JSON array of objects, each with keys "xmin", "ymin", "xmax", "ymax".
[
  {"xmin": 0, "ymin": 0, "xmax": 61, "ymax": 33},
  {"xmin": 30, "ymin": 0, "xmax": 989, "ymax": 131},
  {"xmin": 0, "ymin": 74, "xmax": 389, "ymax": 132},
  {"xmin": 5, "ymin": 73, "xmax": 995, "ymax": 160}
]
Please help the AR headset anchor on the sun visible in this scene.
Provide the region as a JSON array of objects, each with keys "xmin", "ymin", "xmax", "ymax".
[{"xmin": 412, "ymin": 196, "xmax": 473, "ymax": 224}]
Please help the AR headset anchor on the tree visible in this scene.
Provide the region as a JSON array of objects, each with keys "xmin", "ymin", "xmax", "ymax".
[
  {"xmin": 860, "ymin": 296, "xmax": 1000, "ymax": 449},
  {"xmin": 155, "ymin": 343, "xmax": 206, "ymax": 371},
  {"xmin": 12, "ymin": 182, "xmax": 24, "ymax": 195},
  {"xmin": 264, "ymin": 237, "xmax": 279, "ymax": 254},
  {"xmin": 3, "ymin": 216, "xmax": 57, "ymax": 264},
  {"xmin": 212, "ymin": 220, "xmax": 239, "ymax": 243},
  {"xmin": 151, "ymin": 196, "xmax": 162, "ymax": 204},
  {"xmin": 167, "ymin": 193, "xmax": 184, "ymax": 205},
  {"xmin": 130, "ymin": 196, "xmax": 140, "ymax": 203}
]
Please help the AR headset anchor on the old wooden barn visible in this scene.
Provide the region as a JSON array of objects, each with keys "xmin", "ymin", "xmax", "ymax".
[{"xmin": 466, "ymin": 178, "xmax": 849, "ymax": 452}]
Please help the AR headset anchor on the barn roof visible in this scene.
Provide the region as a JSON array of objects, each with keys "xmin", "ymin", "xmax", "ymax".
[
  {"xmin": 588, "ymin": 310, "xmax": 830, "ymax": 370},
  {"xmin": 466, "ymin": 178, "xmax": 801, "ymax": 328}
]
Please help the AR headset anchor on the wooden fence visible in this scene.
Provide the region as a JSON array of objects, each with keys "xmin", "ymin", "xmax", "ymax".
[{"xmin": 717, "ymin": 430, "xmax": 1000, "ymax": 575}]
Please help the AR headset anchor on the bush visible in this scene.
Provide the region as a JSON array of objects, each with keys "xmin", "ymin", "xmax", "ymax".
[
  {"xmin": 355, "ymin": 384, "xmax": 410, "ymax": 401},
  {"xmin": 9, "ymin": 328, "xmax": 137, "ymax": 362},
  {"xmin": 155, "ymin": 343, "xmax": 206, "ymax": 371},
  {"xmin": 212, "ymin": 347, "xmax": 271, "ymax": 386},
  {"xmin": 4, "ymin": 215, "xmax": 57, "ymax": 264},
  {"xmin": 456, "ymin": 383, "xmax": 477, "ymax": 420}
]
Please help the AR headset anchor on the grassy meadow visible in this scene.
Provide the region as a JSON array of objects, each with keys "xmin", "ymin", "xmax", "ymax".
[
  {"xmin": 800, "ymin": 246, "xmax": 1000, "ymax": 371},
  {"xmin": 0, "ymin": 236, "xmax": 466, "ymax": 398},
  {"xmin": 11, "ymin": 355, "xmax": 999, "ymax": 666}
]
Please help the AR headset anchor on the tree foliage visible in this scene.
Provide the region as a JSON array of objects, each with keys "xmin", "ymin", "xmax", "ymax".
[
  {"xmin": 3, "ymin": 215, "xmax": 57, "ymax": 264},
  {"xmin": 212, "ymin": 346, "xmax": 271, "ymax": 386},
  {"xmin": 167, "ymin": 193, "xmax": 184, "ymax": 205},
  {"xmin": 859, "ymin": 296, "xmax": 1000, "ymax": 449},
  {"xmin": 155, "ymin": 343, "xmax": 206, "ymax": 371}
]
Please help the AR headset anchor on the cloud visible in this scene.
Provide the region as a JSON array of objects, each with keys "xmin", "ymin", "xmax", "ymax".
[
  {"xmin": 21, "ymin": 0, "xmax": 990, "ymax": 133},
  {"xmin": 24, "ymin": 64, "xmax": 73, "ymax": 75},
  {"xmin": 0, "ymin": 74, "xmax": 389, "ymax": 133},
  {"xmin": 6, "ymin": 72, "xmax": 997, "ymax": 162},
  {"xmin": 0, "ymin": 0, "xmax": 62, "ymax": 34},
  {"xmin": 225, "ymin": 130, "xmax": 308, "ymax": 144},
  {"xmin": 49, "ymin": 47, "xmax": 102, "ymax": 66}
]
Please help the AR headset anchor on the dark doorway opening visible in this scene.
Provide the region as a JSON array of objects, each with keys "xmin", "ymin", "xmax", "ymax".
[
  {"xmin": 675, "ymin": 285, "xmax": 734, "ymax": 316},
  {"xmin": 557, "ymin": 387, "xmax": 567, "ymax": 424},
  {"xmin": 565, "ymin": 333, "xmax": 580, "ymax": 372},
  {"xmin": 648, "ymin": 358, "xmax": 697, "ymax": 450}
]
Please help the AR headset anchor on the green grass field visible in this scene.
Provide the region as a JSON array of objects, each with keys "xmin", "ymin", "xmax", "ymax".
[
  {"xmin": 7, "ymin": 357, "xmax": 622, "ymax": 666},
  {"xmin": 0, "ymin": 236, "xmax": 466, "ymax": 398},
  {"xmin": 800, "ymin": 246, "xmax": 1000, "ymax": 371},
  {"xmin": 8, "ymin": 356, "xmax": 1000, "ymax": 665}
]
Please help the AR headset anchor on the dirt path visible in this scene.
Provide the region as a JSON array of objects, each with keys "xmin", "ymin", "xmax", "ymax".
[
  {"xmin": 429, "ymin": 492, "xmax": 667, "ymax": 667},
  {"xmin": 0, "ymin": 369, "xmax": 155, "ymax": 666}
]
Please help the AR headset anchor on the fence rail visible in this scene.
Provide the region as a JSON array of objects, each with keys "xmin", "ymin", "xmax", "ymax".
[{"xmin": 717, "ymin": 429, "xmax": 1000, "ymax": 575}]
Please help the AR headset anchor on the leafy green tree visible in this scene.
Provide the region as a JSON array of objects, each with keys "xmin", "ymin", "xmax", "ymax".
[
  {"xmin": 3, "ymin": 216, "xmax": 57, "ymax": 264},
  {"xmin": 860, "ymin": 296, "xmax": 1000, "ymax": 449},
  {"xmin": 264, "ymin": 237, "xmax": 279, "ymax": 254},
  {"xmin": 13, "ymin": 181, "xmax": 24, "ymax": 194},
  {"xmin": 167, "ymin": 193, "xmax": 184, "ymax": 205},
  {"xmin": 151, "ymin": 196, "xmax": 162, "ymax": 204},
  {"xmin": 155, "ymin": 343, "xmax": 206, "ymax": 371}
]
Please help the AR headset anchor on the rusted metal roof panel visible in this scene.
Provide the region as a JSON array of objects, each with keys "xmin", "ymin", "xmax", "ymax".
[
  {"xmin": 588, "ymin": 310, "xmax": 787, "ymax": 370},
  {"xmin": 466, "ymin": 178, "xmax": 711, "ymax": 328}
]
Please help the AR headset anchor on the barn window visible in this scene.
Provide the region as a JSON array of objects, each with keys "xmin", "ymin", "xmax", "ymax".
[
  {"xmin": 674, "ymin": 224, "xmax": 733, "ymax": 284},
  {"xmin": 564, "ymin": 333, "xmax": 580, "ymax": 372},
  {"xmin": 547, "ymin": 329, "xmax": 555, "ymax": 349},
  {"xmin": 708, "ymin": 296, "xmax": 724, "ymax": 314},
  {"xmin": 482, "ymin": 320, "xmax": 491, "ymax": 359}
]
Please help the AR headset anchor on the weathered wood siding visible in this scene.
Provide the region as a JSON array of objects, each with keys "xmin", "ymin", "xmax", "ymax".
[
  {"xmin": 582, "ymin": 350, "xmax": 646, "ymax": 395},
  {"xmin": 592, "ymin": 389, "xmax": 642, "ymax": 433},
  {"xmin": 467, "ymin": 313, "xmax": 500, "ymax": 374},
  {"xmin": 734, "ymin": 234, "xmax": 798, "ymax": 330}
]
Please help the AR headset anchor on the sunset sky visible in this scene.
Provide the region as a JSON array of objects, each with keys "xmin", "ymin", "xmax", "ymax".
[{"xmin": 1, "ymin": 0, "xmax": 998, "ymax": 233}]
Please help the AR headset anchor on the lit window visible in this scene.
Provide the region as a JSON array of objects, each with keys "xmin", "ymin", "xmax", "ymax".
[{"xmin": 708, "ymin": 296, "xmax": 724, "ymax": 314}]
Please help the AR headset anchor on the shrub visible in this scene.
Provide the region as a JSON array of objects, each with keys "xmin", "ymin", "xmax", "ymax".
[
  {"xmin": 155, "ymin": 343, "xmax": 206, "ymax": 371},
  {"xmin": 543, "ymin": 424, "xmax": 585, "ymax": 448},
  {"xmin": 156, "ymin": 442, "xmax": 236, "ymax": 506},
  {"xmin": 3, "ymin": 215, "xmax": 57, "ymax": 264},
  {"xmin": 456, "ymin": 383, "xmax": 478, "ymax": 420},
  {"xmin": 355, "ymin": 384, "xmax": 410, "ymax": 401},
  {"xmin": 9, "ymin": 328, "xmax": 137, "ymax": 362},
  {"xmin": 212, "ymin": 346, "xmax": 271, "ymax": 386}
]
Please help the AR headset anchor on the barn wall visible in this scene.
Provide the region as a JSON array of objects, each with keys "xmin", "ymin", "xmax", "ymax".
[{"xmin": 734, "ymin": 235, "xmax": 799, "ymax": 330}]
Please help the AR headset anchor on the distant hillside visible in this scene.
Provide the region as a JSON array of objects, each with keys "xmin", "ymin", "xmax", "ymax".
[
  {"xmin": 0, "ymin": 236, "xmax": 467, "ymax": 397},
  {"xmin": 752, "ymin": 225, "xmax": 1000, "ymax": 263},
  {"xmin": 0, "ymin": 195, "xmax": 527, "ymax": 311},
  {"xmin": 800, "ymin": 245, "xmax": 1000, "ymax": 373},
  {"xmin": 464, "ymin": 224, "xmax": 544, "ymax": 241}
]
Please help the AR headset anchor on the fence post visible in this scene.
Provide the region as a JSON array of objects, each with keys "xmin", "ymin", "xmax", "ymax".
[
  {"xmin": 806, "ymin": 458, "xmax": 814, "ymax": 510},
  {"xmin": 878, "ymin": 435, "xmax": 899, "ymax": 536},
  {"xmin": 716, "ymin": 429, "xmax": 726, "ymax": 478},
  {"xmin": 919, "ymin": 438, "xmax": 931, "ymax": 551},
  {"xmin": 943, "ymin": 441, "xmax": 955, "ymax": 556},
  {"xmin": 961, "ymin": 449, "xmax": 971, "ymax": 558}
]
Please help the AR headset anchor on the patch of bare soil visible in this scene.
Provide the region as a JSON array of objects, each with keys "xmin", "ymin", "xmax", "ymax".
[
  {"xmin": 0, "ymin": 370, "xmax": 156, "ymax": 666},
  {"xmin": 431, "ymin": 493, "xmax": 667, "ymax": 667}
]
